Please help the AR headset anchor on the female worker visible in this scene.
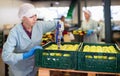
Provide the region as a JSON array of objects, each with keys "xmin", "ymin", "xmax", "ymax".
[
  {"xmin": 1, "ymin": 3, "xmax": 57, "ymax": 76},
  {"xmin": 81, "ymin": 9, "xmax": 99, "ymax": 43}
]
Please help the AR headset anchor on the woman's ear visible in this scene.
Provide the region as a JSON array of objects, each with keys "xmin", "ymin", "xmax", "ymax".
[{"xmin": 22, "ymin": 16, "xmax": 27, "ymax": 22}]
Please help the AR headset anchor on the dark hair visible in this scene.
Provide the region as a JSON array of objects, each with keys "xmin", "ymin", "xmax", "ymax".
[{"xmin": 60, "ymin": 16, "xmax": 65, "ymax": 20}]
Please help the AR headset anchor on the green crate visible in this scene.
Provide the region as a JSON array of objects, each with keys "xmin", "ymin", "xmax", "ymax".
[
  {"xmin": 35, "ymin": 49, "xmax": 43, "ymax": 67},
  {"xmin": 35, "ymin": 42, "xmax": 81, "ymax": 69},
  {"xmin": 117, "ymin": 54, "xmax": 120, "ymax": 73},
  {"xmin": 77, "ymin": 42, "xmax": 120, "ymax": 73}
]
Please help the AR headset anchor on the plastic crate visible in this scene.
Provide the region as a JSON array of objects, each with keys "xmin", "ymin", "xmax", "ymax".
[
  {"xmin": 77, "ymin": 42, "xmax": 120, "ymax": 73},
  {"xmin": 35, "ymin": 42, "xmax": 81, "ymax": 69}
]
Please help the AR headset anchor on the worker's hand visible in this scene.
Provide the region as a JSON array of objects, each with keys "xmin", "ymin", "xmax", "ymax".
[
  {"xmin": 86, "ymin": 30, "xmax": 93, "ymax": 36},
  {"xmin": 23, "ymin": 46, "xmax": 43, "ymax": 59}
]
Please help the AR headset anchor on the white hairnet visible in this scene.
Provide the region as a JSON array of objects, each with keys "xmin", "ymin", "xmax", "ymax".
[
  {"xmin": 18, "ymin": 3, "xmax": 37, "ymax": 19},
  {"xmin": 83, "ymin": 9, "xmax": 91, "ymax": 16}
]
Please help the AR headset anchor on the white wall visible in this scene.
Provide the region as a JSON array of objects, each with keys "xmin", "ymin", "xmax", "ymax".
[
  {"xmin": 0, "ymin": 0, "xmax": 31, "ymax": 29},
  {"xmin": 33, "ymin": 1, "xmax": 70, "ymax": 7},
  {"xmin": 0, "ymin": 0, "xmax": 71, "ymax": 29},
  {"xmin": 1, "ymin": 0, "xmax": 120, "ymax": 29}
]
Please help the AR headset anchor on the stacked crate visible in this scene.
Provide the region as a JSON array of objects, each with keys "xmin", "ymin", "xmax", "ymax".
[{"xmin": 35, "ymin": 42, "xmax": 120, "ymax": 73}]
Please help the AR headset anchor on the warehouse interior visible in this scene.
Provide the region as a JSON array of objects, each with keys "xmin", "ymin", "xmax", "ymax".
[{"xmin": 0, "ymin": 0, "xmax": 120, "ymax": 76}]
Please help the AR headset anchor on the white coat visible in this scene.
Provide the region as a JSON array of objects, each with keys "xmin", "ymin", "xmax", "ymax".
[
  {"xmin": 81, "ymin": 19, "xmax": 98, "ymax": 43},
  {"xmin": 2, "ymin": 21, "xmax": 56, "ymax": 76},
  {"xmin": 59, "ymin": 20, "xmax": 64, "ymax": 32}
]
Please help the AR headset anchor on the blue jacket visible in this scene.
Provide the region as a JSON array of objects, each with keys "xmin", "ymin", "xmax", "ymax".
[{"xmin": 2, "ymin": 21, "xmax": 56, "ymax": 76}]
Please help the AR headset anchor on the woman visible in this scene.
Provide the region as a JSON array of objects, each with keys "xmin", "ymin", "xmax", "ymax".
[
  {"xmin": 81, "ymin": 9, "xmax": 99, "ymax": 43},
  {"xmin": 2, "ymin": 3, "xmax": 57, "ymax": 76}
]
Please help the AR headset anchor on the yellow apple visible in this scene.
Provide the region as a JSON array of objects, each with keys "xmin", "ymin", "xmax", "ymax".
[{"xmin": 63, "ymin": 54, "xmax": 70, "ymax": 57}]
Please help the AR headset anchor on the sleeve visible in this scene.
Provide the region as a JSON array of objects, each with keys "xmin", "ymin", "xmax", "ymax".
[
  {"xmin": 92, "ymin": 20, "xmax": 99, "ymax": 33},
  {"xmin": 38, "ymin": 21, "xmax": 57, "ymax": 34},
  {"xmin": 1, "ymin": 30, "xmax": 23, "ymax": 66}
]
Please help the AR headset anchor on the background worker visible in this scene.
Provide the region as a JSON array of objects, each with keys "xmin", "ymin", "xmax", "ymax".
[
  {"xmin": 57, "ymin": 16, "xmax": 65, "ymax": 42},
  {"xmin": 59, "ymin": 16, "xmax": 65, "ymax": 34},
  {"xmin": 56, "ymin": 16, "xmax": 70, "ymax": 42},
  {"xmin": 1, "ymin": 3, "xmax": 57, "ymax": 76},
  {"xmin": 58, "ymin": 16, "xmax": 73, "ymax": 42},
  {"xmin": 80, "ymin": 9, "xmax": 99, "ymax": 43}
]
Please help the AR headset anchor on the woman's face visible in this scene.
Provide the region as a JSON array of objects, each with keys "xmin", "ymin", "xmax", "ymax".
[
  {"xmin": 22, "ymin": 15, "xmax": 37, "ymax": 27},
  {"xmin": 84, "ymin": 12, "xmax": 90, "ymax": 20}
]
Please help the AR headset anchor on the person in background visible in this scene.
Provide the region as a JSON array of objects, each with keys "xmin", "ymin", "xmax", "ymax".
[
  {"xmin": 57, "ymin": 16, "xmax": 65, "ymax": 42},
  {"xmin": 80, "ymin": 9, "xmax": 99, "ymax": 43},
  {"xmin": 59, "ymin": 16, "xmax": 65, "ymax": 33},
  {"xmin": 58, "ymin": 16, "xmax": 69, "ymax": 42},
  {"xmin": 1, "ymin": 3, "xmax": 57, "ymax": 76}
]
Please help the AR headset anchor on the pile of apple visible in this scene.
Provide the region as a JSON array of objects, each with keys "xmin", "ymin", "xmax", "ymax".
[
  {"xmin": 73, "ymin": 30, "xmax": 86, "ymax": 35},
  {"xmin": 42, "ymin": 52, "xmax": 71, "ymax": 57},
  {"xmin": 83, "ymin": 45, "xmax": 118, "ymax": 60},
  {"xmin": 41, "ymin": 32, "xmax": 54, "ymax": 45},
  {"xmin": 42, "ymin": 44, "xmax": 79, "ymax": 57},
  {"xmin": 45, "ymin": 44, "xmax": 79, "ymax": 51},
  {"xmin": 83, "ymin": 45, "xmax": 118, "ymax": 53}
]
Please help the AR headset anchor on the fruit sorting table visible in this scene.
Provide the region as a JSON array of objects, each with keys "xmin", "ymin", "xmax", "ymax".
[{"xmin": 38, "ymin": 68, "xmax": 120, "ymax": 76}]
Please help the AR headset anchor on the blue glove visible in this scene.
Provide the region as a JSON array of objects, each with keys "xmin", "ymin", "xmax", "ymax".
[
  {"xmin": 23, "ymin": 46, "xmax": 43, "ymax": 59},
  {"xmin": 87, "ymin": 30, "xmax": 93, "ymax": 36}
]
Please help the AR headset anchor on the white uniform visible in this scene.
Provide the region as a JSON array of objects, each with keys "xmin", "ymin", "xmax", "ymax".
[
  {"xmin": 59, "ymin": 20, "xmax": 64, "ymax": 32},
  {"xmin": 2, "ymin": 21, "xmax": 56, "ymax": 76},
  {"xmin": 81, "ymin": 19, "xmax": 98, "ymax": 43},
  {"xmin": 57, "ymin": 20, "xmax": 64, "ymax": 41}
]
